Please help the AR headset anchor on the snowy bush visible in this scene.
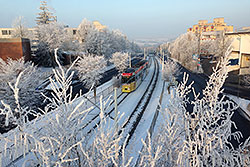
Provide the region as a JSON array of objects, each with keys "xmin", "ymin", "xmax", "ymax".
[
  {"xmin": 139, "ymin": 132, "xmax": 162, "ymax": 167},
  {"xmin": 152, "ymin": 48, "xmax": 250, "ymax": 166},
  {"xmin": 0, "ymin": 51, "xmax": 89, "ymax": 166},
  {"xmin": 0, "ymin": 58, "xmax": 45, "ymax": 109},
  {"xmin": 110, "ymin": 52, "xmax": 129, "ymax": 73},
  {"xmin": 0, "ymin": 50, "xmax": 133, "ymax": 166}
]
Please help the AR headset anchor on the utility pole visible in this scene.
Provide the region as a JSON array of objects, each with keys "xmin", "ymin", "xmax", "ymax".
[
  {"xmin": 196, "ymin": 25, "xmax": 201, "ymax": 71},
  {"xmin": 197, "ymin": 25, "xmax": 201, "ymax": 57},
  {"xmin": 144, "ymin": 48, "xmax": 146, "ymax": 60},
  {"xmin": 129, "ymin": 53, "xmax": 132, "ymax": 68},
  {"xmin": 114, "ymin": 87, "xmax": 118, "ymax": 129},
  {"xmin": 114, "ymin": 86, "xmax": 119, "ymax": 160},
  {"xmin": 162, "ymin": 51, "xmax": 165, "ymax": 71}
]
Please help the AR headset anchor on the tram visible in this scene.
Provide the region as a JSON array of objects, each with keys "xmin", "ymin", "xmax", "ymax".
[{"xmin": 121, "ymin": 59, "xmax": 149, "ymax": 93}]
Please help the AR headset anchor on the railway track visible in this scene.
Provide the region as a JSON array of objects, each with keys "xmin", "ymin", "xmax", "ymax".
[
  {"xmin": 117, "ymin": 57, "xmax": 159, "ymax": 154},
  {"xmin": 82, "ymin": 57, "xmax": 153, "ymax": 134}
]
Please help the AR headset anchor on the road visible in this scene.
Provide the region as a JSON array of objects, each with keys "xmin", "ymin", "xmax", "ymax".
[{"xmin": 174, "ymin": 60, "xmax": 250, "ymax": 148}]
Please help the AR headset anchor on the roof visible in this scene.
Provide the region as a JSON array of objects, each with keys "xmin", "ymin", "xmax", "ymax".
[{"xmin": 226, "ymin": 31, "xmax": 250, "ymax": 35}]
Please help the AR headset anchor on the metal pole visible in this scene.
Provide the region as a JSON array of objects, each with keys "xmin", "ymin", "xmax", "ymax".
[
  {"xmin": 114, "ymin": 87, "xmax": 118, "ymax": 129},
  {"xmin": 129, "ymin": 53, "xmax": 132, "ymax": 68},
  {"xmin": 162, "ymin": 51, "xmax": 165, "ymax": 71},
  {"xmin": 114, "ymin": 86, "xmax": 119, "ymax": 160},
  {"xmin": 144, "ymin": 48, "xmax": 146, "ymax": 60}
]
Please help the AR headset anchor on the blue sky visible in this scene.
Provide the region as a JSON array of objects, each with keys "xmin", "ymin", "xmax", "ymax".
[{"xmin": 1, "ymin": 0, "xmax": 250, "ymax": 39}]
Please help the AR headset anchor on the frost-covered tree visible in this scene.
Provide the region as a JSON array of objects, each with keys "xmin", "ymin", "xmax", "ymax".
[
  {"xmin": 74, "ymin": 54, "xmax": 106, "ymax": 88},
  {"xmin": 200, "ymin": 40, "xmax": 215, "ymax": 56},
  {"xmin": 243, "ymin": 74, "xmax": 250, "ymax": 88},
  {"xmin": 212, "ymin": 31, "xmax": 232, "ymax": 60},
  {"xmin": 76, "ymin": 18, "xmax": 140, "ymax": 59},
  {"xmin": 0, "ymin": 58, "xmax": 40, "ymax": 107},
  {"xmin": 0, "ymin": 58, "xmax": 51, "ymax": 132},
  {"xmin": 36, "ymin": 0, "xmax": 56, "ymax": 25},
  {"xmin": 84, "ymin": 28, "xmax": 105, "ymax": 56},
  {"xmin": 36, "ymin": 22, "xmax": 75, "ymax": 67},
  {"xmin": 111, "ymin": 29, "xmax": 128, "ymax": 53},
  {"xmin": 11, "ymin": 16, "xmax": 33, "ymax": 39},
  {"xmin": 0, "ymin": 51, "xmax": 132, "ymax": 166},
  {"xmin": 152, "ymin": 48, "xmax": 250, "ymax": 166},
  {"xmin": 170, "ymin": 32, "xmax": 198, "ymax": 71},
  {"xmin": 162, "ymin": 59, "xmax": 180, "ymax": 82},
  {"xmin": 76, "ymin": 18, "xmax": 96, "ymax": 44},
  {"xmin": 110, "ymin": 52, "xmax": 129, "ymax": 73}
]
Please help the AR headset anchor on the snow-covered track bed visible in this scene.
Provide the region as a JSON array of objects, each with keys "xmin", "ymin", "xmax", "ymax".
[
  {"xmin": 85, "ymin": 59, "xmax": 154, "ymax": 134},
  {"xmin": 86, "ymin": 93, "xmax": 129, "ymax": 134},
  {"xmin": 118, "ymin": 57, "xmax": 159, "ymax": 153}
]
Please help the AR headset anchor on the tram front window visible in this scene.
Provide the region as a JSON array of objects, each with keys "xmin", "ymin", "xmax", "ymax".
[
  {"xmin": 122, "ymin": 76, "xmax": 135, "ymax": 84},
  {"xmin": 127, "ymin": 76, "xmax": 135, "ymax": 83},
  {"xmin": 122, "ymin": 76, "xmax": 130, "ymax": 83}
]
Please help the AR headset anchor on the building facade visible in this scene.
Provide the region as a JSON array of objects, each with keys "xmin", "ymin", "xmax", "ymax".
[
  {"xmin": 188, "ymin": 17, "xmax": 234, "ymax": 35},
  {"xmin": 0, "ymin": 28, "xmax": 15, "ymax": 38},
  {"xmin": 0, "ymin": 38, "xmax": 31, "ymax": 62},
  {"xmin": 92, "ymin": 21, "xmax": 107, "ymax": 31},
  {"xmin": 226, "ymin": 31, "xmax": 250, "ymax": 75}
]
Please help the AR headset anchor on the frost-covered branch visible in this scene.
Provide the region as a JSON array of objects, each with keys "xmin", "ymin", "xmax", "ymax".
[
  {"xmin": 110, "ymin": 52, "xmax": 129, "ymax": 73},
  {"xmin": 74, "ymin": 54, "xmax": 106, "ymax": 88}
]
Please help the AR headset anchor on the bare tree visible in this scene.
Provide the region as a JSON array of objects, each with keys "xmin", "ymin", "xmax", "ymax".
[
  {"xmin": 212, "ymin": 31, "xmax": 232, "ymax": 60},
  {"xmin": 11, "ymin": 16, "xmax": 33, "ymax": 39}
]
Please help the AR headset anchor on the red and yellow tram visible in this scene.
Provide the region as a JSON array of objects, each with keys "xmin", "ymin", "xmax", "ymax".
[{"xmin": 121, "ymin": 60, "xmax": 149, "ymax": 93}]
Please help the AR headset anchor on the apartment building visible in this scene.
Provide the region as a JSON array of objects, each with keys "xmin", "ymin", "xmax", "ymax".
[
  {"xmin": 226, "ymin": 31, "xmax": 250, "ymax": 75},
  {"xmin": 188, "ymin": 17, "xmax": 233, "ymax": 35}
]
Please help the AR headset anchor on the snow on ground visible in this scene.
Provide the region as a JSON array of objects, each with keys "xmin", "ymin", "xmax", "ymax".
[
  {"xmin": 127, "ymin": 57, "xmax": 167, "ymax": 166},
  {"xmin": 226, "ymin": 94, "xmax": 250, "ymax": 121},
  {"xmin": 1, "ymin": 56, "xmax": 171, "ymax": 166},
  {"xmin": 0, "ymin": 68, "xmax": 118, "ymax": 166}
]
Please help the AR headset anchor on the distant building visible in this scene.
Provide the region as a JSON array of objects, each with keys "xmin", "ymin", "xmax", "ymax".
[
  {"xmin": 188, "ymin": 17, "xmax": 234, "ymax": 35},
  {"xmin": 0, "ymin": 38, "xmax": 31, "ymax": 62},
  {"xmin": 0, "ymin": 20, "xmax": 106, "ymax": 62},
  {"xmin": 65, "ymin": 21, "xmax": 107, "ymax": 38},
  {"xmin": 92, "ymin": 21, "xmax": 107, "ymax": 31},
  {"xmin": 0, "ymin": 28, "xmax": 15, "ymax": 38},
  {"xmin": 0, "ymin": 28, "xmax": 36, "ymax": 38}
]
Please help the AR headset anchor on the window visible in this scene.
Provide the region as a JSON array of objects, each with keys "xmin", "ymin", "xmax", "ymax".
[
  {"xmin": 228, "ymin": 59, "xmax": 239, "ymax": 66},
  {"xmin": 122, "ymin": 76, "xmax": 130, "ymax": 83},
  {"xmin": 73, "ymin": 30, "xmax": 77, "ymax": 35},
  {"xmin": 2, "ymin": 30, "xmax": 8, "ymax": 35},
  {"xmin": 9, "ymin": 30, "xmax": 12, "ymax": 35},
  {"xmin": 128, "ymin": 76, "xmax": 135, "ymax": 83}
]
